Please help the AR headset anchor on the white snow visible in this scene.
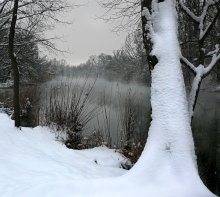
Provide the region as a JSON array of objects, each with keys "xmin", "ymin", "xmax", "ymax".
[
  {"xmin": 0, "ymin": 113, "xmax": 216, "ymax": 197},
  {"xmin": 0, "ymin": 113, "xmax": 127, "ymax": 196},
  {"xmin": 140, "ymin": 0, "xmax": 197, "ymax": 179},
  {"xmin": 188, "ymin": 65, "xmax": 204, "ymax": 117}
]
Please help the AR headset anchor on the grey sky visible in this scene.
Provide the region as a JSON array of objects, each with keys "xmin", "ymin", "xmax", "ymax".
[{"xmin": 46, "ymin": 0, "xmax": 127, "ymax": 66}]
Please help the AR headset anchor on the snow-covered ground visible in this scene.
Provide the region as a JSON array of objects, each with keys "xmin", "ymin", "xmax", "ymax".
[
  {"xmin": 0, "ymin": 113, "xmax": 128, "ymax": 196},
  {"xmin": 0, "ymin": 113, "xmax": 216, "ymax": 197}
]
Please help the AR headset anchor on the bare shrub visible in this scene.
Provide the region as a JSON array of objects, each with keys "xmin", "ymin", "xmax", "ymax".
[
  {"xmin": 0, "ymin": 89, "xmax": 13, "ymax": 115},
  {"xmin": 94, "ymin": 86, "xmax": 149, "ymax": 164},
  {"xmin": 40, "ymin": 78, "xmax": 99, "ymax": 149},
  {"xmin": 19, "ymin": 85, "xmax": 41, "ymax": 127},
  {"xmin": 121, "ymin": 138, "xmax": 146, "ymax": 164},
  {"xmin": 37, "ymin": 77, "xmax": 149, "ymax": 163},
  {"xmin": 118, "ymin": 89, "xmax": 148, "ymax": 163},
  {"xmin": 80, "ymin": 130, "xmax": 105, "ymax": 149}
]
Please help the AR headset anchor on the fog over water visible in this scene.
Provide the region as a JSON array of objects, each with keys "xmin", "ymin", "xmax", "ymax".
[
  {"xmin": 37, "ymin": 77, "xmax": 220, "ymax": 150},
  {"xmin": 39, "ymin": 77, "xmax": 151, "ymax": 145}
]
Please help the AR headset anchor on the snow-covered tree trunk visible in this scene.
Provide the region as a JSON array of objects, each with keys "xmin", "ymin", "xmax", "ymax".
[
  {"xmin": 128, "ymin": 0, "xmax": 215, "ymax": 196},
  {"xmin": 136, "ymin": 0, "xmax": 196, "ymax": 177}
]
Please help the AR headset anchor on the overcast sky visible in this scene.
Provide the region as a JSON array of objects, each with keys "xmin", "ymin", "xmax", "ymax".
[{"xmin": 45, "ymin": 0, "xmax": 127, "ymax": 66}]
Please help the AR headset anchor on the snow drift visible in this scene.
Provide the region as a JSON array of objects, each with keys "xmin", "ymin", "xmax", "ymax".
[{"xmin": 0, "ymin": 111, "xmax": 216, "ymax": 197}]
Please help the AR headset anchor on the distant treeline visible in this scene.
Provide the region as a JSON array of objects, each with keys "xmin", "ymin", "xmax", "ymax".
[
  {"xmin": 55, "ymin": 28, "xmax": 151, "ymax": 85},
  {"xmin": 1, "ymin": 24, "xmax": 219, "ymax": 87},
  {"xmin": 47, "ymin": 22, "xmax": 220, "ymax": 87}
]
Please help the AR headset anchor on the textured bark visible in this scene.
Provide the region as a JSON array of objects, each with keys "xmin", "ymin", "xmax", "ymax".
[
  {"xmin": 141, "ymin": 0, "xmax": 152, "ymax": 55},
  {"xmin": 217, "ymin": 62, "xmax": 220, "ymax": 85},
  {"xmin": 8, "ymin": 0, "xmax": 20, "ymax": 127},
  {"xmin": 141, "ymin": 0, "xmax": 155, "ymax": 73}
]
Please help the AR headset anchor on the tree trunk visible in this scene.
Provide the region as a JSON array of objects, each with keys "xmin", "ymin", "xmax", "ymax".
[
  {"xmin": 217, "ymin": 62, "xmax": 220, "ymax": 86},
  {"xmin": 141, "ymin": 0, "xmax": 152, "ymax": 55},
  {"xmin": 8, "ymin": 0, "xmax": 20, "ymax": 127},
  {"xmin": 135, "ymin": 0, "xmax": 197, "ymax": 175},
  {"xmin": 189, "ymin": 39, "xmax": 205, "ymax": 120},
  {"xmin": 128, "ymin": 1, "xmax": 214, "ymax": 195}
]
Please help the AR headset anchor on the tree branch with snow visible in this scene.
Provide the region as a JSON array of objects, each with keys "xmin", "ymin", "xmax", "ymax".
[
  {"xmin": 184, "ymin": 45, "xmax": 220, "ymax": 119},
  {"xmin": 179, "ymin": 0, "xmax": 220, "ymax": 41},
  {"xmin": 142, "ymin": 6, "xmax": 154, "ymax": 41},
  {"xmin": 179, "ymin": 0, "xmax": 220, "ymax": 119},
  {"xmin": 180, "ymin": 55, "xmax": 197, "ymax": 74}
]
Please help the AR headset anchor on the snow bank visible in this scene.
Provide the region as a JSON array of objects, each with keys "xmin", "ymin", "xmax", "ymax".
[
  {"xmin": 0, "ymin": 113, "xmax": 127, "ymax": 196},
  {"xmin": 0, "ymin": 113, "xmax": 216, "ymax": 197}
]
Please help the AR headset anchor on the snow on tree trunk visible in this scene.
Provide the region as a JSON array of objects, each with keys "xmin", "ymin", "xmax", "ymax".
[
  {"xmin": 127, "ymin": 1, "xmax": 215, "ymax": 195},
  {"xmin": 133, "ymin": 0, "xmax": 196, "ymax": 177}
]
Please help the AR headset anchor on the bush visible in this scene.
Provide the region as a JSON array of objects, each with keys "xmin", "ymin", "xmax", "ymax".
[{"xmin": 40, "ymin": 78, "xmax": 99, "ymax": 149}]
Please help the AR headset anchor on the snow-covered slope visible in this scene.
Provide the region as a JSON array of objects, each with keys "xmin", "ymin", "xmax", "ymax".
[
  {"xmin": 0, "ymin": 113, "xmax": 127, "ymax": 196},
  {"xmin": 0, "ymin": 113, "xmax": 216, "ymax": 197}
]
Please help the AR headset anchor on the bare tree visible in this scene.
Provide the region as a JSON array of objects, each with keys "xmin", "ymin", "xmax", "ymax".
[
  {"xmin": 8, "ymin": 0, "xmax": 20, "ymax": 127},
  {"xmin": 179, "ymin": 0, "xmax": 220, "ymax": 119},
  {"xmin": 99, "ymin": 0, "xmax": 140, "ymax": 31},
  {"xmin": 0, "ymin": 1, "xmax": 10, "ymax": 31},
  {"xmin": 101, "ymin": 0, "xmax": 220, "ymax": 118},
  {"xmin": 100, "ymin": 0, "xmax": 219, "ymax": 195},
  {"xmin": 1, "ymin": 0, "xmax": 71, "ymax": 127}
]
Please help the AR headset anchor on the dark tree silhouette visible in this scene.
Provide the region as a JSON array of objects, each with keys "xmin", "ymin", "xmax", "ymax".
[{"xmin": 9, "ymin": 0, "xmax": 20, "ymax": 127}]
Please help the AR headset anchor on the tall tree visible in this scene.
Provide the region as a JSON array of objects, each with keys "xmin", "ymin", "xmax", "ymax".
[
  {"xmin": 101, "ymin": 0, "xmax": 218, "ymax": 195},
  {"xmin": 8, "ymin": 0, "xmax": 20, "ymax": 127},
  {"xmin": 131, "ymin": 0, "xmax": 215, "ymax": 195},
  {"xmin": 1, "ymin": 0, "xmax": 70, "ymax": 127}
]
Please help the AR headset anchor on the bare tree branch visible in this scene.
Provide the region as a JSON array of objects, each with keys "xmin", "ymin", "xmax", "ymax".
[
  {"xmin": 181, "ymin": 55, "xmax": 197, "ymax": 74},
  {"xmin": 179, "ymin": 0, "xmax": 220, "ymax": 41},
  {"xmin": 179, "ymin": 0, "xmax": 201, "ymax": 22}
]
